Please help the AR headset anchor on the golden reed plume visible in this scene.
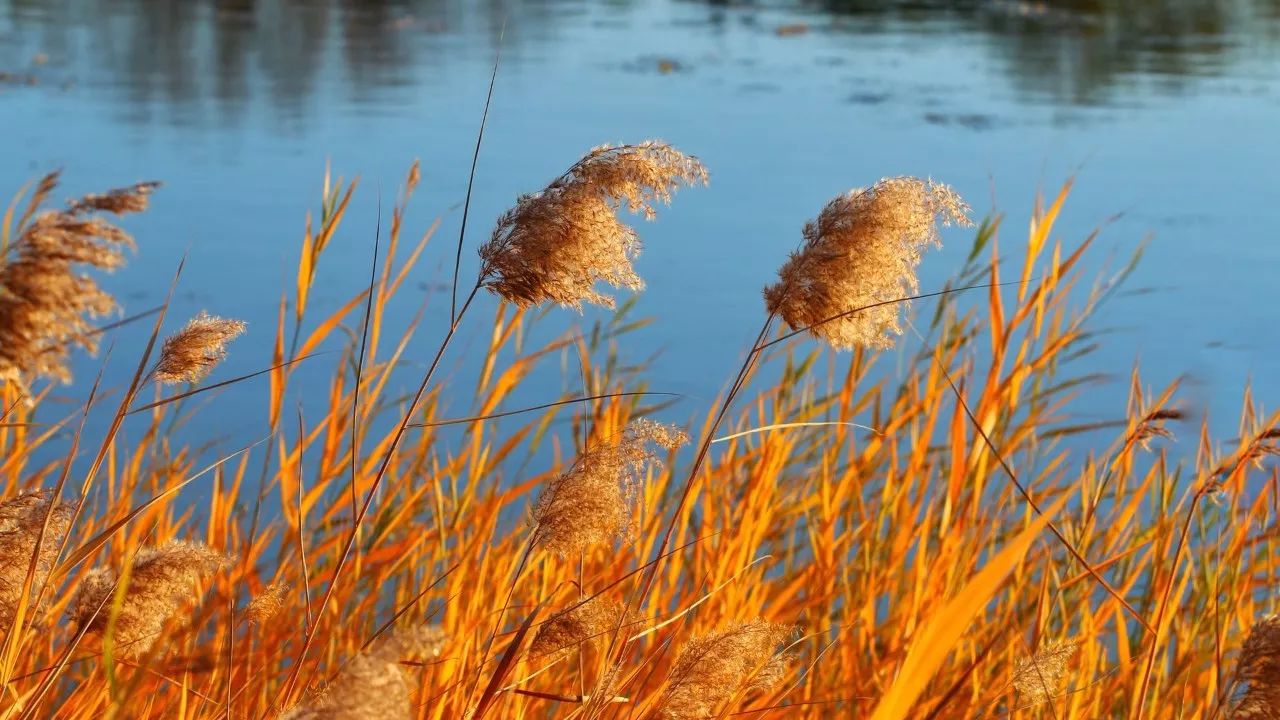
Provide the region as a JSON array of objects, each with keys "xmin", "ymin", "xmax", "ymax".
[
  {"xmin": 0, "ymin": 491, "xmax": 73, "ymax": 632},
  {"xmin": 531, "ymin": 419, "xmax": 687, "ymax": 556},
  {"xmin": 71, "ymin": 540, "xmax": 227, "ymax": 659},
  {"xmin": 245, "ymin": 582, "xmax": 289, "ymax": 625},
  {"xmin": 1232, "ymin": 615, "xmax": 1280, "ymax": 719},
  {"xmin": 480, "ymin": 141, "xmax": 707, "ymax": 309},
  {"xmin": 154, "ymin": 311, "xmax": 246, "ymax": 384},
  {"xmin": 281, "ymin": 626, "xmax": 447, "ymax": 720},
  {"xmin": 655, "ymin": 620, "xmax": 796, "ymax": 719},
  {"xmin": 763, "ymin": 177, "xmax": 970, "ymax": 350},
  {"xmin": 1012, "ymin": 639, "xmax": 1080, "ymax": 705},
  {"xmin": 529, "ymin": 595, "xmax": 628, "ymax": 661},
  {"xmin": 0, "ymin": 171, "xmax": 157, "ymax": 386}
]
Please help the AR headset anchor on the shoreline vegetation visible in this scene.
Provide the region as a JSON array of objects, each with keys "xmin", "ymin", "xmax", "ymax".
[{"xmin": 0, "ymin": 143, "xmax": 1276, "ymax": 719}]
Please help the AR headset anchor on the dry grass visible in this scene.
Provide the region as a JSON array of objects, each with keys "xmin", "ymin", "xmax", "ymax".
[
  {"xmin": 0, "ymin": 155, "xmax": 1272, "ymax": 720},
  {"xmin": 154, "ymin": 312, "xmax": 246, "ymax": 385}
]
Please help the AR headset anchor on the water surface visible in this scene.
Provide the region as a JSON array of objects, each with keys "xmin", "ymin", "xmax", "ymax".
[{"xmin": 2, "ymin": 0, "xmax": 1278, "ymax": 455}]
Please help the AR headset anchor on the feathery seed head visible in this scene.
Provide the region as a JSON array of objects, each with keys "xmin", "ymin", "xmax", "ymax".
[
  {"xmin": 480, "ymin": 141, "xmax": 707, "ymax": 309},
  {"xmin": 406, "ymin": 160, "xmax": 421, "ymax": 196},
  {"xmin": 66, "ymin": 181, "xmax": 159, "ymax": 216},
  {"xmin": 1231, "ymin": 615, "xmax": 1280, "ymax": 719},
  {"xmin": 1130, "ymin": 408, "xmax": 1185, "ymax": 451},
  {"xmin": 280, "ymin": 626, "xmax": 446, "ymax": 720},
  {"xmin": 531, "ymin": 419, "xmax": 687, "ymax": 556},
  {"xmin": 1013, "ymin": 639, "xmax": 1080, "ymax": 705},
  {"xmin": 763, "ymin": 177, "xmax": 971, "ymax": 350},
  {"xmin": 530, "ymin": 596, "xmax": 628, "ymax": 661},
  {"xmin": 0, "ymin": 173, "xmax": 157, "ymax": 386},
  {"xmin": 71, "ymin": 540, "xmax": 228, "ymax": 659},
  {"xmin": 154, "ymin": 312, "xmax": 246, "ymax": 384},
  {"xmin": 656, "ymin": 620, "xmax": 796, "ymax": 719},
  {"xmin": 0, "ymin": 491, "xmax": 73, "ymax": 631},
  {"xmin": 245, "ymin": 582, "xmax": 289, "ymax": 625}
]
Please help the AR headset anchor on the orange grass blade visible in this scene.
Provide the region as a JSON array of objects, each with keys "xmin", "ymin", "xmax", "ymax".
[
  {"xmin": 55, "ymin": 438, "xmax": 264, "ymax": 573},
  {"xmin": 711, "ymin": 421, "xmax": 879, "ymax": 444},
  {"xmin": 911, "ymin": 316, "xmax": 1155, "ymax": 634},
  {"xmin": 471, "ymin": 595, "xmax": 546, "ymax": 720},
  {"xmin": 867, "ymin": 492, "xmax": 1068, "ymax": 720}
]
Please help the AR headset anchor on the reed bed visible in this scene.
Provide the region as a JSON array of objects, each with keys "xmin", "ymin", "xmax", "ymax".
[{"xmin": 0, "ymin": 147, "xmax": 1274, "ymax": 720}]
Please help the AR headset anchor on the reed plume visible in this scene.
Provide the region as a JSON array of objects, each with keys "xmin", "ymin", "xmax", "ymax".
[
  {"xmin": 655, "ymin": 620, "xmax": 795, "ymax": 719},
  {"xmin": 1012, "ymin": 639, "xmax": 1079, "ymax": 705},
  {"xmin": 70, "ymin": 540, "xmax": 227, "ymax": 659},
  {"xmin": 245, "ymin": 582, "xmax": 289, "ymax": 625},
  {"xmin": 154, "ymin": 311, "xmax": 246, "ymax": 384},
  {"xmin": 0, "ymin": 172, "xmax": 157, "ymax": 386},
  {"xmin": 0, "ymin": 491, "xmax": 72, "ymax": 631},
  {"xmin": 531, "ymin": 420, "xmax": 687, "ymax": 556},
  {"xmin": 763, "ymin": 177, "xmax": 971, "ymax": 350},
  {"xmin": 480, "ymin": 141, "xmax": 707, "ymax": 309},
  {"xmin": 1231, "ymin": 615, "xmax": 1280, "ymax": 719},
  {"xmin": 281, "ymin": 625, "xmax": 446, "ymax": 720},
  {"xmin": 530, "ymin": 595, "xmax": 628, "ymax": 661}
]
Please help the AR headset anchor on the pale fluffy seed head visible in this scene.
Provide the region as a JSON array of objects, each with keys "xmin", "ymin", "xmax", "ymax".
[
  {"xmin": 154, "ymin": 311, "xmax": 246, "ymax": 384},
  {"xmin": 480, "ymin": 142, "xmax": 707, "ymax": 310},
  {"xmin": 1130, "ymin": 408, "xmax": 1185, "ymax": 451},
  {"xmin": 0, "ymin": 491, "xmax": 73, "ymax": 631},
  {"xmin": 531, "ymin": 420, "xmax": 687, "ymax": 556},
  {"xmin": 1231, "ymin": 615, "xmax": 1280, "ymax": 719},
  {"xmin": 656, "ymin": 620, "xmax": 796, "ymax": 719},
  {"xmin": 280, "ymin": 626, "xmax": 446, "ymax": 720},
  {"xmin": 763, "ymin": 177, "xmax": 971, "ymax": 350},
  {"xmin": 70, "ymin": 540, "xmax": 228, "ymax": 659},
  {"xmin": 66, "ymin": 181, "xmax": 159, "ymax": 216},
  {"xmin": 581, "ymin": 665, "xmax": 627, "ymax": 715},
  {"xmin": 245, "ymin": 582, "xmax": 289, "ymax": 625},
  {"xmin": 529, "ymin": 596, "xmax": 628, "ymax": 661},
  {"xmin": 0, "ymin": 172, "xmax": 156, "ymax": 386},
  {"xmin": 1013, "ymin": 639, "xmax": 1080, "ymax": 704}
]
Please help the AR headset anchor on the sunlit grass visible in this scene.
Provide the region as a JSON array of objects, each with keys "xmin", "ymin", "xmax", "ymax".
[{"xmin": 0, "ymin": 159, "xmax": 1274, "ymax": 720}]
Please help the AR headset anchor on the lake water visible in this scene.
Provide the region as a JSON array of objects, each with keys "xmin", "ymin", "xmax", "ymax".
[{"xmin": 2, "ymin": 0, "xmax": 1278, "ymax": 453}]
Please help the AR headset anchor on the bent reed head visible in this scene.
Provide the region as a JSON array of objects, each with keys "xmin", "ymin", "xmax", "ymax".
[
  {"xmin": 480, "ymin": 141, "xmax": 707, "ymax": 310},
  {"xmin": 764, "ymin": 176, "xmax": 971, "ymax": 350},
  {"xmin": 154, "ymin": 311, "xmax": 246, "ymax": 384},
  {"xmin": 531, "ymin": 419, "xmax": 687, "ymax": 556},
  {"xmin": 0, "ymin": 172, "xmax": 158, "ymax": 387}
]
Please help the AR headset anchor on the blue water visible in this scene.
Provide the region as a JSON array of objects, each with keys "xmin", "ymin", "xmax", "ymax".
[{"xmin": 1, "ymin": 0, "xmax": 1278, "ymax": 467}]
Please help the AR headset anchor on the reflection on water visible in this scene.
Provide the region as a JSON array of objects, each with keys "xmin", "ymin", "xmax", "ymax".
[
  {"xmin": 3, "ymin": 0, "xmax": 1278, "ymax": 124},
  {"xmin": 815, "ymin": 0, "xmax": 1280, "ymax": 103}
]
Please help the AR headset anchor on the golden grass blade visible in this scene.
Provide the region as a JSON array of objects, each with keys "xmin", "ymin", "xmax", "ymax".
[
  {"xmin": 867, "ymin": 492, "xmax": 1067, "ymax": 720},
  {"xmin": 628, "ymin": 556, "xmax": 772, "ymax": 643},
  {"xmin": 359, "ymin": 562, "xmax": 459, "ymax": 652},
  {"xmin": 294, "ymin": 290, "xmax": 370, "ymax": 360},
  {"xmin": 0, "ymin": 176, "xmax": 34, "ymax": 257},
  {"xmin": 471, "ymin": 595, "xmax": 547, "ymax": 720},
  {"xmin": 711, "ymin": 422, "xmax": 879, "ymax": 444},
  {"xmin": 906, "ymin": 316, "xmax": 1154, "ymax": 634},
  {"xmin": 55, "ymin": 438, "xmax": 265, "ymax": 574}
]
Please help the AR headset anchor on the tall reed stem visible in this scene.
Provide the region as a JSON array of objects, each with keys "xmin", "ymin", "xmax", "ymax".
[{"xmin": 278, "ymin": 282, "xmax": 482, "ymax": 704}]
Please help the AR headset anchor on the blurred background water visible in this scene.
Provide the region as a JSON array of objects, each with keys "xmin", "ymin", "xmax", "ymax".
[{"xmin": 1, "ymin": 0, "xmax": 1277, "ymax": 466}]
